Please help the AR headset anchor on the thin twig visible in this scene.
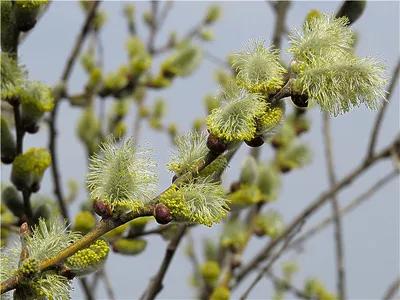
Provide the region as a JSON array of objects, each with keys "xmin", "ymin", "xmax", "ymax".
[
  {"xmin": 322, "ymin": 113, "xmax": 346, "ymax": 300},
  {"xmin": 22, "ymin": 189, "xmax": 33, "ymax": 224},
  {"xmin": 288, "ymin": 170, "xmax": 398, "ymax": 251},
  {"xmin": 142, "ymin": 225, "xmax": 187, "ymax": 300},
  {"xmin": 271, "ymin": 1, "xmax": 290, "ymax": 49},
  {"xmin": 239, "ymin": 221, "xmax": 303, "ymax": 299},
  {"xmin": 233, "ymin": 137, "xmax": 397, "ymax": 289},
  {"xmin": 266, "ymin": 271, "xmax": 314, "ymax": 300},
  {"xmin": 158, "ymin": 1, "xmax": 173, "ymax": 29},
  {"xmin": 147, "ymin": 1, "xmax": 159, "ymax": 53},
  {"xmin": 49, "ymin": 0, "xmax": 101, "ymax": 223},
  {"xmin": 46, "ymin": 3, "xmax": 101, "ymax": 299},
  {"xmin": 366, "ymin": 58, "xmax": 400, "ymax": 160},
  {"xmin": 382, "ymin": 277, "xmax": 400, "ymax": 300}
]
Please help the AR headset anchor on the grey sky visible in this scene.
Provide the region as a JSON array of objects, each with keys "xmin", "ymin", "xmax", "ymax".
[{"xmin": 2, "ymin": 1, "xmax": 399, "ymax": 299}]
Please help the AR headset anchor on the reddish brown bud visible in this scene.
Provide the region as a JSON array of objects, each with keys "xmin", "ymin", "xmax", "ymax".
[
  {"xmin": 291, "ymin": 93, "xmax": 308, "ymax": 108},
  {"xmin": 24, "ymin": 123, "xmax": 40, "ymax": 134},
  {"xmin": 245, "ymin": 136, "xmax": 264, "ymax": 148},
  {"xmin": 20, "ymin": 222, "xmax": 29, "ymax": 235},
  {"xmin": 154, "ymin": 203, "xmax": 172, "ymax": 225},
  {"xmin": 93, "ymin": 200, "xmax": 112, "ymax": 218},
  {"xmin": 207, "ymin": 135, "xmax": 227, "ymax": 154},
  {"xmin": 253, "ymin": 226, "xmax": 265, "ymax": 237},
  {"xmin": 230, "ymin": 181, "xmax": 240, "ymax": 193},
  {"xmin": 271, "ymin": 139, "xmax": 281, "ymax": 149},
  {"xmin": 280, "ymin": 165, "xmax": 292, "ymax": 173}
]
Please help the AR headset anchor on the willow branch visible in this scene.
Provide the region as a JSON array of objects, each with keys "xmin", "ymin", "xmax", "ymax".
[
  {"xmin": 233, "ymin": 137, "xmax": 397, "ymax": 289},
  {"xmin": 288, "ymin": 170, "xmax": 398, "ymax": 251},
  {"xmin": 49, "ymin": 0, "xmax": 101, "ymax": 222},
  {"xmin": 382, "ymin": 277, "xmax": 400, "ymax": 300},
  {"xmin": 323, "ymin": 113, "xmax": 346, "ymax": 300},
  {"xmin": 366, "ymin": 58, "xmax": 400, "ymax": 160},
  {"xmin": 142, "ymin": 225, "xmax": 187, "ymax": 300},
  {"xmin": 239, "ymin": 221, "xmax": 302, "ymax": 299},
  {"xmin": 266, "ymin": 271, "xmax": 314, "ymax": 300}
]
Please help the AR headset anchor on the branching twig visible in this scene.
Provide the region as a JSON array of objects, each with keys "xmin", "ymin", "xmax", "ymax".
[
  {"xmin": 366, "ymin": 58, "xmax": 400, "ymax": 160},
  {"xmin": 288, "ymin": 170, "xmax": 398, "ymax": 251},
  {"xmin": 233, "ymin": 137, "xmax": 398, "ymax": 289},
  {"xmin": 322, "ymin": 113, "xmax": 346, "ymax": 300},
  {"xmin": 48, "ymin": 0, "xmax": 101, "ymax": 223},
  {"xmin": 266, "ymin": 271, "xmax": 314, "ymax": 300},
  {"xmin": 382, "ymin": 277, "xmax": 400, "ymax": 300},
  {"xmin": 239, "ymin": 221, "xmax": 303, "ymax": 299},
  {"xmin": 142, "ymin": 225, "xmax": 187, "ymax": 300}
]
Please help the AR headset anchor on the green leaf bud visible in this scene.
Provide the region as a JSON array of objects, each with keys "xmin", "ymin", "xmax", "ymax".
[
  {"xmin": 113, "ymin": 238, "xmax": 147, "ymax": 255},
  {"xmin": 239, "ymin": 156, "xmax": 258, "ymax": 185},
  {"xmin": 203, "ymin": 93, "xmax": 220, "ymax": 114},
  {"xmin": 221, "ymin": 220, "xmax": 247, "ymax": 249},
  {"xmin": 104, "ymin": 223, "xmax": 129, "ymax": 241},
  {"xmin": 64, "ymin": 238, "xmax": 109, "ymax": 277},
  {"xmin": 77, "ymin": 106, "xmax": 100, "ymax": 153},
  {"xmin": 87, "ymin": 67, "xmax": 102, "ymax": 91},
  {"xmin": 125, "ymin": 36, "xmax": 146, "ymax": 57},
  {"xmin": 168, "ymin": 123, "xmax": 178, "ymax": 138},
  {"xmin": 134, "ymin": 86, "xmax": 146, "ymax": 103},
  {"xmin": 150, "ymin": 75, "xmax": 172, "ymax": 89},
  {"xmin": 277, "ymin": 143, "xmax": 312, "ymax": 172},
  {"xmin": 1, "ymin": 116, "xmax": 16, "ymax": 163},
  {"xmin": 11, "ymin": 148, "xmax": 51, "ymax": 191},
  {"xmin": 200, "ymin": 260, "xmax": 220, "ymax": 286},
  {"xmin": 14, "ymin": 0, "xmax": 49, "ymax": 32},
  {"xmin": 204, "ymin": 5, "xmax": 222, "ymax": 24},
  {"xmin": 229, "ymin": 184, "xmax": 262, "ymax": 207},
  {"xmin": 73, "ymin": 211, "xmax": 96, "ymax": 235},
  {"xmin": 213, "ymin": 69, "xmax": 233, "ymax": 87},
  {"xmin": 210, "ymin": 286, "xmax": 230, "ymax": 300},
  {"xmin": 2, "ymin": 185, "xmax": 24, "ymax": 217},
  {"xmin": 143, "ymin": 10, "xmax": 153, "ymax": 27},
  {"xmin": 20, "ymin": 81, "xmax": 54, "ymax": 131},
  {"xmin": 203, "ymin": 238, "xmax": 217, "ymax": 261},
  {"xmin": 192, "ymin": 118, "xmax": 204, "ymax": 132},
  {"xmin": 139, "ymin": 105, "xmax": 150, "ymax": 118},
  {"xmin": 93, "ymin": 9, "xmax": 107, "ymax": 30},
  {"xmin": 152, "ymin": 98, "xmax": 167, "ymax": 119},
  {"xmin": 254, "ymin": 209, "xmax": 285, "ymax": 238},
  {"xmin": 103, "ymin": 68, "xmax": 128, "ymax": 91},
  {"xmin": 199, "ymin": 29, "xmax": 215, "ymax": 41},
  {"xmin": 112, "ymin": 122, "xmax": 127, "ymax": 139},
  {"xmin": 66, "ymin": 178, "xmax": 79, "ymax": 203},
  {"xmin": 130, "ymin": 53, "xmax": 152, "ymax": 76},
  {"xmin": 123, "ymin": 3, "xmax": 135, "ymax": 22},
  {"xmin": 160, "ymin": 42, "xmax": 203, "ymax": 78},
  {"xmin": 80, "ymin": 51, "xmax": 95, "ymax": 73},
  {"xmin": 149, "ymin": 118, "xmax": 162, "ymax": 130},
  {"xmin": 257, "ymin": 163, "xmax": 281, "ymax": 202}
]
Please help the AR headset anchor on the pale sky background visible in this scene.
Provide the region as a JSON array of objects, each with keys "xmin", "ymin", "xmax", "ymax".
[{"xmin": 2, "ymin": 1, "xmax": 399, "ymax": 299}]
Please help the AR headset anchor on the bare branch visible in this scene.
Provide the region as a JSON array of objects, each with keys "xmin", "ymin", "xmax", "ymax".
[
  {"xmin": 322, "ymin": 113, "xmax": 346, "ymax": 300},
  {"xmin": 367, "ymin": 58, "xmax": 400, "ymax": 160},
  {"xmin": 382, "ymin": 277, "xmax": 400, "ymax": 300},
  {"xmin": 233, "ymin": 137, "xmax": 398, "ymax": 289},
  {"xmin": 142, "ymin": 225, "xmax": 187, "ymax": 300},
  {"xmin": 239, "ymin": 221, "xmax": 303, "ymax": 299},
  {"xmin": 289, "ymin": 170, "xmax": 398, "ymax": 250}
]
